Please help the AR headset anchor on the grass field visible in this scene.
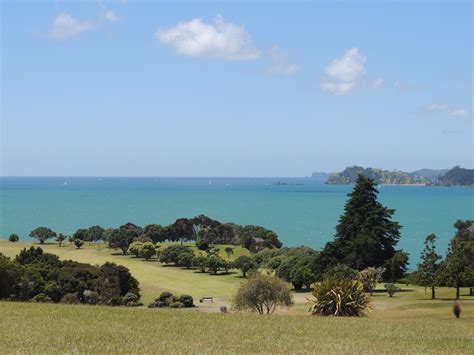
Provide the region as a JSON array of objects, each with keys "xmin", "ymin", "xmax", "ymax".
[{"xmin": 1, "ymin": 240, "xmax": 473, "ymax": 353}]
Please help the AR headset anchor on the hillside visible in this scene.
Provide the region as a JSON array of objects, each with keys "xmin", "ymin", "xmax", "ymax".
[
  {"xmin": 410, "ymin": 168, "xmax": 449, "ymax": 180},
  {"xmin": 326, "ymin": 166, "xmax": 430, "ymax": 185},
  {"xmin": 437, "ymin": 166, "xmax": 474, "ymax": 186}
]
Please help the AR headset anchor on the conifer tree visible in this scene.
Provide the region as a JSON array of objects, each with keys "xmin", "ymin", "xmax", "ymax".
[
  {"xmin": 416, "ymin": 234, "xmax": 441, "ymax": 299},
  {"xmin": 320, "ymin": 175, "xmax": 406, "ymax": 272}
]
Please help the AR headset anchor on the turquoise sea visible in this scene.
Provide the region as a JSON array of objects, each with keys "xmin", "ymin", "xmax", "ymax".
[{"xmin": 1, "ymin": 177, "xmax": 473, "ymax": 266}]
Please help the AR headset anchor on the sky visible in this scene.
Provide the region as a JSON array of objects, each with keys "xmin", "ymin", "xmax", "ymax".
[{"xmin": 1, "ymin": 0, "xmax": 473, "ymax": 177}]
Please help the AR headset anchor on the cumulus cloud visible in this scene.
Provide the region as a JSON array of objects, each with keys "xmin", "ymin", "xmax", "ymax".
[
  {"xmin": 155, "ymin": 15, "xmax": 260, "ymax": 61},
  {"xmin": 321, "ymin": 48, "xmax": 371, "ymax": 95},
  {"xmin": 267, "ymin": 46, "xmax": 298, "ymax": 75},
  {"xmin": 425, "ymin": 103, "xmax": 469, "ymax": 118},
  {"xmin": 48, "ymin": 10, "xmax": 119, "ymax": 40}
]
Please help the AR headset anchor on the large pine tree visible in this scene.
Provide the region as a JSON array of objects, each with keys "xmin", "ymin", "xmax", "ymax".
[{"xmin": 321, "ymin": 175, "xmax": 405, "ymax": 271}]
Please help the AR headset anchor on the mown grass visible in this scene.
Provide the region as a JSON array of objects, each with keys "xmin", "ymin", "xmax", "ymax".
[
  {"xmin": 0, "ymin": 301, "xmax": 473, "ymax": 354},
  {"xmin": 1, "ymin": 240, "xmax": 473, "ymax": 353},
  {"xmin": 0, "ymin": 241, "xmax": 249, "ymax": 305}
]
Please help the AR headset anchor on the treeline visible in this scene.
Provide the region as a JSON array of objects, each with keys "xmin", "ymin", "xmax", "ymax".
[
  {"xmin": 0, "ymin": 247, "xmax": 141, "ymax": 305},
  {"xmin": 326, "ymin": 166, "xmax": 430, "ymax": 185},
  {"xmin": 25, "ymin": 216, "xmax": 282, "ymax": 254},
  {"xmin": 411, "ymin": 220, "xmax": 474, "ymax": 299}
]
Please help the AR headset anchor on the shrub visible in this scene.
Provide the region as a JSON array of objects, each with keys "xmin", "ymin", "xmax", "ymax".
[
  {"xmin": 232, "ymin": 274, "xmax": 293, "ymax": 314},
  {"xmin": 73, "ymin": 239, "xmax": 84, "ymax": 249},
  {"xmin": 84, "ymin": 290, "xmax": 100, "ymax": 305},
  {"xmin": 309, "ymin": 279, "xmax": 370, "ymax": 317},
  {"xmin": 159, "ymin": 245, "xmax": 194, "ymax": 265},
  {"xmin": 61, "ymin": 293, "xmax": 80, "ymax": 304},
  {"xmin": 169, "ymin": 301, "xmax": 184, "ymax": 308},
  {"xmin": 31, "ymin": 293, "xmax": 52, "ymax": 303},
  {"xmin": 358, "ymin": 267, "xmax": 385, "ymax": 295},
  {"xmin": 177, "ymin": 253, "xmax": 194, "ymax": 269},
  {"xmin": 384, "ymin": 283, "xmax": 400, "ymax": 297},
  {"xmin": 453, "ymin": 301, "xmax": 461, "ymax": 318},
  {"xmin": 219, "ymin": 305, "xmax": 228, "ymax": 313},
  {"xmin": 179, "ymin": 294, "xmax": 194, "ymax": 307},
  {"xmin": 324, "ymin": 264, "xmax": 358, "ymax": 281},
  {"xmin": 128, "ymin": 242, "xmax": 143, "ymax": 257},
  {"xmin": 123, "ymin": 292, "xmax": 139, "ymax": 305},
  {"xmin": 9, "ymin": 234, "xmax": 19, "ymax": 242}
]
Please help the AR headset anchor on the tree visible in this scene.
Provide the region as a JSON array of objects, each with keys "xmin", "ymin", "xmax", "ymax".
[
  {"xmin": 108, "ymin": 223, "xmax": 142, "ymax": 254},
  {"xmin": 29, "ymin": 227, "xmax": 57, "ymax": 244},
  {"xmin": 415, "ymin": 234, "xmax": 441, "ymax": 299},
  {"xmin": 233, "ymin": 255, "xmax": 257, "ymax": 278},
  {"xmin": 232, "ymin": 274, "xmax": 293, "ymax": 314},
  {"xmin": 323, "ymin": 264, "xmax": 358, "ymax": 281},
  {"xmin": 143, "ymin": 224, "xmax": 166, "ymax": 243},
  {"xmin": 177, "ymin": 252, "xmax": 194, "ymax": 269},
  {"xmin": 140, "ymin": 242, "xmax": 156, "ymax": 261},
  {"xmin": 192, "ymin": 255, "xmax": 208, "ymax": 272},
  {"xmin": 320, "ymin": 175, "xmax": 405, "ymax": 271},
  {"xmin": 55, "ymin": 233, "xmax": 66, "ymax": 247},
  {"xmin": 238, "ymin": 225, "xmax": 282, "ymax": 253},
  {"xmin": 384, "ymin": 283, "xmax": 400, "ymax": 297},
  {"xmin": 9, "ymin": 234, "xmax": 19, "ymax": 242},
  {"xmin": 73, "ymin": 228, "xmax": 90, "ymax": 241},
  {"xmin": 436, "ymin": 220, "xmax": 474, "ymax": 299},
  {"xmin": 358, "ymin": 267, "xmax": 385, "ymax": 296},
  {"xmin": 290, "ymin": 265, "xmax": 316, "ymax": 291},
  {"xmin": 206, "ymin": 255, "xmax": 226, "ymax": 275},
  {"xmin": 383, "ymin": 251, "xmax": 409, "ymax": 282},
  {"xmin": 73, "ymin": 239, "xmax": 84, "ymax": 249},
  {"xmin": 224, "ymin": 247, "xmax": 234, "ymax": 258},
  {"xmin": 159, "ymin": 245, "xmax": 193, "ymax": 265},
  {"xmin": 88, "ymin": 225, "xmax": 105, "ymax": 242},
  {"xmin": 128, "ymin": 242, "xmax": 144, "ymax": 258}
]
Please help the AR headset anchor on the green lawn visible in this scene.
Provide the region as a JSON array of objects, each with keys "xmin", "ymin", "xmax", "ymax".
[
  {"xmin": 0, "ymin": 301, "xmax": 473, "ymax": 354},
  {"xmin": 0, "ymin": 241, "xmax": 249, "ymax": 306},
  {"xmin": 1, "ymin": 240, "xmax": 473, "ymax": 353}
]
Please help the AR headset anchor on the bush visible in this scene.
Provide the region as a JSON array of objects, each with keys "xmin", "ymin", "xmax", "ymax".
[
  {"xmin": 179, "ymin": 294, "xmax": 194, "ymax": 307},
  {"xmin": 123, "ymin": 292, "xmax": 139, "ymax": 305},
  {"xmin": 61, "ymin": 293, "xmax": 80, "ymax": 304},
  {"xmin": 159, "ymin": 245, "xmax": 194, "ymax": 265},
  {"xmin": 9, "ymin": 234, "xmax": 19, "ymax": 242},
  {"xmin": 232, "ymin": 274, "xmax": 293, "ymax": 314},
  {"xmin": 83, "ymin": 290, "xmax": 100, "ymax": 305},
  {"xmin": 358, "ymin": 267, "xmax": 385, "ymax": 295},
  {"xmin": 309, "ymin": 279, "xmax": 370, "ymax": 317},
  {"xmin": 219, "ymin": 305, "xmax": 228, "ymax": 313},
  {"xmin": 169, "ymin": 301, "xmax": 185, "ymax": 308},
  {"xmin": 73, "ymin": 238, "xmax": 84, "ymax": 249},
  {"xmin": 193, "ymin": 255, "xmax": 208, "ymax": 272},
  {"xmin": 384, "ymin": 283, "xmax": 400, "ymax": 297},
  {"xmin": 31, "ymin": 293, "xmax": 52, "ymax": 303},
  {"xmin": 324, "ymin": 264, "xmax": 358, "ymax": 281}
]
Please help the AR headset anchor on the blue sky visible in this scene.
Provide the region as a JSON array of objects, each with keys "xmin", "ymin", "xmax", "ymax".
[{"xmin": 1, "ymin": 0, "xmax": 472, "ymax": 176}]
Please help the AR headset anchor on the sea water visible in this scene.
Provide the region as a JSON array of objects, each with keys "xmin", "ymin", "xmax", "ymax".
[{"xmin": 1, "ymin": 177, "xmax": 472, "ymax": 265}]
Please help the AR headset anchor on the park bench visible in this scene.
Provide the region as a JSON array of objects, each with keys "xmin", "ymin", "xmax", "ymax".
[{"xmin": 200, "ymin": 297, "xmax": 213, "ymax": 303}]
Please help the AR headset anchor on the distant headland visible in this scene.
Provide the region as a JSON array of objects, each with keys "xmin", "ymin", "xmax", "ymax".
[{"xmin": 311, "ymin": 166, "xmax": 474, "ymax": 186}]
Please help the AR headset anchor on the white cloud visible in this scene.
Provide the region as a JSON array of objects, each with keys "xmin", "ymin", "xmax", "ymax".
[
  {"xmin": 324, "ymin": 48, "xmax": 365, "ymax": 82},
  {"xmin": 48, "ymin": 10, "xmax": 119, "ymax": 40},
  {"xmin": 50, "ymin": 13, "xmax": 95, "ymax": 40},
  {"xmin": 155, "ymin": 15, "xmax": 260, "ymax": 61},
  {"xmin": 103, "ymin": 10, "xmax": 119, "ymax": 23},
  {"xmin": 448, "ymin": 109, "xmax": 468, "ymax": 117},
  {"xmin": 371, "ymin": 78, "xmax": 383, "ymax": 89},
  {"xmin": 321, "ymin": 48, "xmax": 373, "ymax": 95},
  {"xmin": 267, "ymin": 46, "xmax": 298, "ymax": 75},
  {"xmin": 425, "ymin": 103, "xmax": 469, "ymax": 118}
]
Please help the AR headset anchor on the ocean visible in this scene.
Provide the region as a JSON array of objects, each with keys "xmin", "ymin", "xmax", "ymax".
[{"xmin": 1, "ymin": 177, "xmax": 473, "ymax": 265}]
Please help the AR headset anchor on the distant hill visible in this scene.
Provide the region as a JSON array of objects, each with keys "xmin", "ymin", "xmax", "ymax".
[
  {"xmin": 310, "ymin": 172, "xmax": 331, "ymax": 182},
  {"xmin": 326, "ymin": 166, "xmax": 430, "ymax": 185},
  {"xmin": 410, "ymin": 169, "xmax": 449, "ymax": 180},
  {"xmin": 436, "ymin": 166, "xmax": 474, "ymax": 186}
]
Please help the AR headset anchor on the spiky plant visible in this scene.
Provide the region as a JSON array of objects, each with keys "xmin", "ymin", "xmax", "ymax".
[{"xmin": 309, "ymin": 278, "xmax": 370, "ymax": 317}]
